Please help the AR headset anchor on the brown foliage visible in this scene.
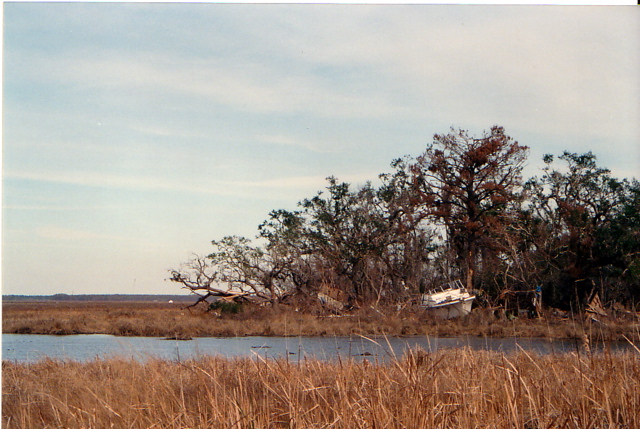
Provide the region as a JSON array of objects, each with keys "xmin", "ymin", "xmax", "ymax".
[{"xmin": 411, "ymin": 126, "xmax": 529, "ymax": 289}]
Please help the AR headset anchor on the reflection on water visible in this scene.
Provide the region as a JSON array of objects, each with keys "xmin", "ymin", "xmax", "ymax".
[{"xmin": 1, "ymin": 334, "xmax": 633, "ymax": 363}]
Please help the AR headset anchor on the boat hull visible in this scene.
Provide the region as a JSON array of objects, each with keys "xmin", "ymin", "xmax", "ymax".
[{"xmin": 423, "ymin": 296, "xmax": 475, "ymax": 320}]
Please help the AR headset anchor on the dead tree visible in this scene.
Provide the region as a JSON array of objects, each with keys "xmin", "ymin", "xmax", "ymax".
[{"xmin": 169, "ymin": 254, "xmax": 250, "ymax": 309}]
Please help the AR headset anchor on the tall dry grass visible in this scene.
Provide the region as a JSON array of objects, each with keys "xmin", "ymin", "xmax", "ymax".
[{"xmin": 3, "ymin": 348, "xmax": 639, "ymax": 428}]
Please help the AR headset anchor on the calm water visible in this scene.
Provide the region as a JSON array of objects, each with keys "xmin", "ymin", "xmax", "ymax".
[{"xmin": 3, "ymin": 334, "xmax": 632, "ymax": 363}]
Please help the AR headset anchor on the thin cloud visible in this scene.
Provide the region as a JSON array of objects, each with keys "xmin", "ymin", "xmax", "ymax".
[
  {"xmin": 5, "ymin": 170, "xmax": 196, "ymax": 194},
  {"xmin": 13, "ymin": 49, "xmax": 405, "ymax": 119},
  {"xmin": 3, "ymin": 204, "xmax": 94, "ymax": 211},
  {"xmin": 255, "ymin": 134, "xmax": 340, "ymax": 154},
  {"xmin": 34, "ymin": 226, "xmax": 130, "ymax": 242},
  {"xmin": 4, "ymin": 169, "xmax": 363, "ymax": 199}
]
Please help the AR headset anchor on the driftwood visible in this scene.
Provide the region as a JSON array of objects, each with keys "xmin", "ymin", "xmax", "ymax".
[
  {"xmin": 585, "ymin": 293, "xmax": 608, "ymax": 322},
  {"xmin": 317, "ymin": 284, "xmax": 349, "ymax": 312},
  {"xmin": 317, "ymin": 293, "xmax": 345, "ymax": 312},
  {"xmin": 184, "ymin": 290, "xmax": 250, "ymax": 309}
]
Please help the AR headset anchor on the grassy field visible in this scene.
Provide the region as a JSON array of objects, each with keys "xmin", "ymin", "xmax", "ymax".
[
  {"xmin": 4, "ymin": 301, "xmax": 639, "ymax": 428},
  {"xmin": 3, "ymin": 348, "xmax": 639, "ymax": 428},
  {"xmin": 3, "ymin": 300, "xmax": 640, "ymax": 341}
]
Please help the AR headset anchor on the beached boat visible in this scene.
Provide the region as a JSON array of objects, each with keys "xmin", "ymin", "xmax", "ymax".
[{"xmin": 420, "ymin": 280, "xmax": 475, "ymax": 319}]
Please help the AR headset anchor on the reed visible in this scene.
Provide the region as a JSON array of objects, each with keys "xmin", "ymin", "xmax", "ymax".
[
  {"xmin": 4, "ymin": 301, "xmax": 639, "ymax": 341},
  {"xmin": 3, "ymin": 348, "xmax": 639, "ymax": 428}
]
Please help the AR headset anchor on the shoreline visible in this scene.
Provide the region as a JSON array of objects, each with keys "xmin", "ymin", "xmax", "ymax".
[{"xmin": 3, "ymin": 301, "xmax": 639, "ymax": 342}]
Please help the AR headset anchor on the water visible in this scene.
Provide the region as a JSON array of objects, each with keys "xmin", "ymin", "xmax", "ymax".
[{"xmin": 3, "ymin": 334, "xmax": 633, "ymax": 363}]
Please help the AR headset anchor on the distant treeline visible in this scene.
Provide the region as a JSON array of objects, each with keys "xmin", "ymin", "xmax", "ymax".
[
  {"xmin": 3, "ymin": 294, "xmax": 196, "ymax": 303},
  {"xmin": 171, "ymin": 126, "xmax": 640, "ymax": 313}
]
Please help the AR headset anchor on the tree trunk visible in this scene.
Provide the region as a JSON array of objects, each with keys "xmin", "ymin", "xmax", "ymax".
[{"xmin": 466, "ymin": 244, "xmax": 475, "ymax": 290}]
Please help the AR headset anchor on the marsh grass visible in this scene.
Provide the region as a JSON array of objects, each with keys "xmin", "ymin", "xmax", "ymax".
[
  {"xmin": 3, "ymin": 348, "xmax": 639, "ymax": 428},
  {"xmin": 4, "ymin": 301, "xmax": 639, "ymax": 341}
]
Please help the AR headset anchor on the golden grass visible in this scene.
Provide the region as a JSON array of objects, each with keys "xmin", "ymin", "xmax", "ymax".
[
  {"xmin": 3, "ymin": 348, "xmax": 639, "ymax": 428},
  {"xmin": 4, "ymin": 301, "xmax": 640, "ymax": 341}
]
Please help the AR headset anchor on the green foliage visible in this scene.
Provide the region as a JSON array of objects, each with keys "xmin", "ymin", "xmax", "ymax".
[
  {"xmin": 209, "ymin": 300, "xmax": 243, "ymax": 314},
  {"xmin": 523, "ymin": 151, "xmax": 635, "ymax": 309}
]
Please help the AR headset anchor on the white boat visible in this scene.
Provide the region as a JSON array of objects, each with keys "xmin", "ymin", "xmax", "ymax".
[{"xmin": 420, "ymin": 280, "xmax": 475, "ymax": 319}]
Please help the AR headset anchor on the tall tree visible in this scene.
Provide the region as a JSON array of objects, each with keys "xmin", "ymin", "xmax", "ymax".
[
  {"xmin": 410, "ymin": 126, "xmax": 529, "ymax": 290},
  {"xmin": 525, "ymin": 152, "xmax": 632, "ymax": 308},
  {"xmin": 258, "ymin": 208, "xmax": 317, "ymax": 301},
  {"xmin": 299, "ymin": 177, "xmax": 398, "ymax": 303},
  {"xmin": 593, "ymin": 179, "xmax": 640, "ymax": 305},
  {"xmin": 378, "ymin": 156, "xmax": 439, "ymax": 292}
]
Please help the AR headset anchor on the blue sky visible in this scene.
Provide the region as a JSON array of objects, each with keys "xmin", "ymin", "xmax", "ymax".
[{"xmin": 2, "ymin": 3, "xmax": 639, "ymax": 295}]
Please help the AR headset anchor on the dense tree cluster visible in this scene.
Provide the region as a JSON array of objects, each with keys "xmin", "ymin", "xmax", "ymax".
[{"xmin": 171, "ymin": 126, "xmax": 639, "ymax": 313}]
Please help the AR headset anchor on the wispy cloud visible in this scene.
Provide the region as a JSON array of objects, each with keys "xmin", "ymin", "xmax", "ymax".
[
  {"xmin": 8, "ymin": 5, "xmax": 637, "ymax": 152},
  {"xmin": 34, "ymin": 226, "xmax": 131, "ymax": 242},
  {"xmin": 5, "ymin": 170, "xmax": 196, "ymax": 193},
  {"xmin": 255, "ymin": 134, "xmax": 339, "ymax": 154},
  {"xmin": 3, "ymin": 204, "xmax": 94, "ymax": 211},
  {"xmin": 11, "ymin": 48, "xmax": 405, "ymax": 120},
  {"xmin": 4, "ymin": 169, "xmax": 368, "ymax": 199}
]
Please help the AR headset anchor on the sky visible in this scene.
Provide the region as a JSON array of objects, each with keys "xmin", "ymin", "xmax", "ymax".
[{"xmin": 2, "ymin": 3, "xmax": 639, "ymax": 296}]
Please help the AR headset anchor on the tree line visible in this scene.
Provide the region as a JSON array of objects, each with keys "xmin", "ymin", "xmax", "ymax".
[{"xmin": 171, "ymin": 126, "xmax": 639, "ymax": 313}]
